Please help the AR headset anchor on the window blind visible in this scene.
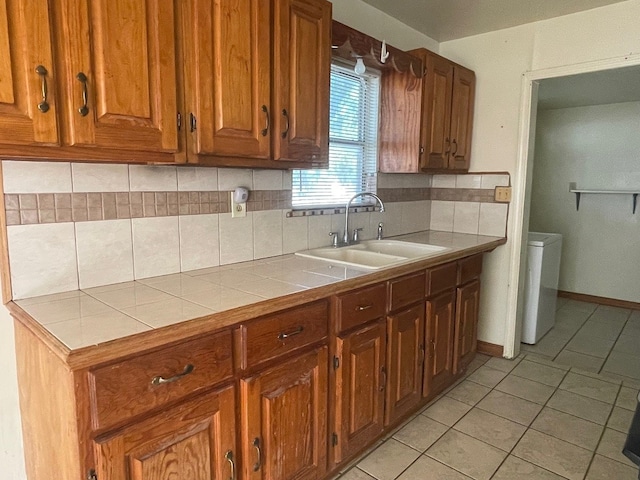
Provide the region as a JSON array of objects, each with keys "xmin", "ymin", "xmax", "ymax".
[{"xmin": 292, "ymin": 63, "xmax": 380, "ymax": 208}]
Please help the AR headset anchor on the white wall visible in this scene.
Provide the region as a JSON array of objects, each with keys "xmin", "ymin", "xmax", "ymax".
[
  {"xmin": 530, "ymin": 102, "xmax": 640, "ymax": 303},
  {"xmin": 440, "ymin": 0, "xmax": 640, "ymax": 346}
]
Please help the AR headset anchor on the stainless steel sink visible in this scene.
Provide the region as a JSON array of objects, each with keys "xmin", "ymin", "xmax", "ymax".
[{"xmin": 295, "ymin": 240, "xmax": 450, "ymax": 270}]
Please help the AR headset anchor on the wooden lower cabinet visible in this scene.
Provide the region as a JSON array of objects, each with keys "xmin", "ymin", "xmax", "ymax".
[
  {"xmin": 453, "ymin": 279, "xmax": 480, "ymax": 374},
  {"xmin": 240, "ymin": 346, "xmax": 329, "ymax": 480},
  {"xmin": 424, "ymin": 290, "xmax": 456, "ymax": 399},
  {"xmin": 332, "ymin": 320, "xmax": 386, "ymax": 466},
  {"xmin": 92, "ymin": 384, "xmax": 237, "ymax": 480},
  {"xmin": 385, "ymin": 303, "xmax": 425, "ymax": 425}
]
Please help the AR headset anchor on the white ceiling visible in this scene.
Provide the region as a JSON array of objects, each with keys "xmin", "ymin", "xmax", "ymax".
[
  {"xmin": 359, "ymin": 0, "xmax": 629, "ymax": 42},
  {"xmin": 538, "ymin": 66, "xmax": 640, "ymax": 110}
]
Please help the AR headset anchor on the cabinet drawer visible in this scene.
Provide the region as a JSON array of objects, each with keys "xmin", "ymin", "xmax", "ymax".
[
  {"xmin": 335, "ymin": 283, "xmax": 386, "ymax": 333},
  {"xmin": 89, "ymin": 330, "xmax": 233, "ymax": 431},
  {"xmin": 458, "ymin": 254, "xmax": 483, "ymax": 285},
  {"xmin": 426, "ymin": 262, "xmax": 457, "ymax": 296},
  {"xmin": 238, "ymin": 300, "xmax": 328, "ymax": 369},
  {"xmin": 388, "ymin": 272, "xmax": 426, "ymax": 312}
]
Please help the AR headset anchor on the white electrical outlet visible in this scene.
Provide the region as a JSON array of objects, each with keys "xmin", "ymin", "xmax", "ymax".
[{"xmin": 230, "ymin": 191, "xmax": 247, "ymax": 218}]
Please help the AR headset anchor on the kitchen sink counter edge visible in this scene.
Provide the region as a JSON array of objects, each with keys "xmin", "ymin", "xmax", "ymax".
[{"xmin": 8, "ymin": 230, "xmax": 506, "ymax": 370}]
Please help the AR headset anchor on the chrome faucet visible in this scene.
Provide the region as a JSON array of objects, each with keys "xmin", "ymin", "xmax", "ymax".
[{"xmin": 342, "ymin": 192, "xmax": 385, "ymax": 245}]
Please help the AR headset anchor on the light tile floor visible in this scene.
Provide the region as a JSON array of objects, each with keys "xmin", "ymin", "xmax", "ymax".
[
  {"xmin": 521, "ymin": 298, "xmax": 640, "ymax": 385},
  {"xmin": 334, "ymin": 353, "xmax": 640, "ymax": 480}
]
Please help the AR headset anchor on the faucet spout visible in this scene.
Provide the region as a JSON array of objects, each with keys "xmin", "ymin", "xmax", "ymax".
[{"xmin": 343, "ymin": 192, "xmax": 386, "ymax": 245}]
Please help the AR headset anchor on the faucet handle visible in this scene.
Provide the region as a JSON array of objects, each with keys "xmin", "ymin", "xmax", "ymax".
[
  {"xmin": 329, "ymin": 231, "xmax": 339, "ymax": 247},
  {"xmin": 377, "ymin": 222, "xmax": 384, "ymax": 240},
  {"xmin": 352, "ymin": 227, "xmax": 364, "ymax": 243}
]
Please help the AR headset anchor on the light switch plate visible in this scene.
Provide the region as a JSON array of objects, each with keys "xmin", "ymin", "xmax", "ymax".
[
  {"xmin": 494, "ymin": 186, "xmax": 512, "ymax": 203},
  {"xmin": 230, "ymin": 192, "xmax": 247, "ymax": 218}
]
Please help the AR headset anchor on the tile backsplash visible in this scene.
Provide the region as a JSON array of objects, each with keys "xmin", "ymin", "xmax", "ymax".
[{"xmin": 2, "ymin": 162, "xmax": 509, "ymax": 299}]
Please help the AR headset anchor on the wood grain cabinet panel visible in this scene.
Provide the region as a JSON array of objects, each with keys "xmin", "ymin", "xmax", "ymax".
[
  {"xmin": 453, "ymin": 279, "xmax": 480, "ymax": 374},
  {"xmin": 93, "ymin": 385, "xmax": 237, "ymax": 480},
  {"xmin": 273, "ymin": 0, "xmax": 331, "ymax": 165},
  {"xmin": 182, "ymin": 0, "xmax": 330, "ymax": 167},
  {"xmin": 409, "ymin": 48, "xmax": 475, "ymax": 172},
  {"xmin": 0, "ymin": 0, "xmax": 59, "ymax": 145},
  {"xmin": 89, "ymin": 330, "xmax": 233, "ymax": 431},
  {"xmin": 240, "ymin": 346, "xmax": 328, "ymax": 480},
  {"xmin": 385, "ymin": 303, "xmax": 425, "ymax": 425},
  {"xmin": 332, "ymin": 320, "xmax": 386, "ymax": 466},
  {"xmin": 424, "ymin": 290, "xmax": 456, "ymax": 399},
  {"xmin": 182, "ymin": 0, "xmax": 271, "ymax": 158},
  {"xmin": 53, "ymin": 0, "xmax": 179, "ymax": 153},
  {"xmin": 334, "ymin": 283, "xmax": 386, "ymax": 334}
]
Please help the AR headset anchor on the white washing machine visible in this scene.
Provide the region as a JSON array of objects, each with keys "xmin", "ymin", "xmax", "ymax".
[{"xmin": 522, "ymin": 232, "xmax": 563, "ymax": 344}]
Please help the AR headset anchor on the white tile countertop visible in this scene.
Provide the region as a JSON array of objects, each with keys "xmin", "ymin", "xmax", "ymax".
[{"xmin": 12, "ymin": 231, "xmax": 506, "ymax": 352}]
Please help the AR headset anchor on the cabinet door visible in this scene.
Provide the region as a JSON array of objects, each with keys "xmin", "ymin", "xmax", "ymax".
[
  {"xmin": 54, "ymin": 0, "xmax": 179, "ymax": 153},
  {"xmin": 385, "ymin": 304, "xmax": 425, "ymax": 425},
  {"xmin": 183, "ymin": 0, "xmax": 271, "ymax": 158},
  {"xmin": 421, "ymin": 53, "xmax": 453, "ymax": 170},
  {"xmin": 272, "ymin": 0, "xmax": 330, "ymax": 165},
  {"xmin": 424, "ymin": 290, "xmax": 456, "ymax": 399},
  {"xmin": 332, "ymin": 321, "xmax": 385, "ymax": 466},
  {"xmin": 0, "ymin": 0, "xmax": 59, "ymax": 145},
  {"xmin": 93, "ymin": 385, "xmax": 237, "ymax": 480},
  {"xmin": 448, "ymin": 66, "xmax": 475, "ymax": 171},
  {"xmin": 453, "ymin": 280, "xmax": 480, "ymax": 374},
  {"xmin": 241, "ymin": 346, "xmax": 328, "ymax": 480}
]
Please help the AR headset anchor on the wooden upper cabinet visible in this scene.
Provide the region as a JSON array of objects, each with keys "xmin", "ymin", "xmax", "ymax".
[
  {"xmin": 0, "ymin": 0, "xmax": 59, "ymax": 146},
  {"xmin": 449, "ymin": 66, "xmax": 475, "ymax": 171},
  {"xmin": 93, "ymin": 385, "xmax": 237, "ymax": 480},
  {"xmin": 272, "ymin": 0, "xmax": 331, "ymax": 165},
  {"xmin": 183, "ymin": 0, "xmax": 271, "ymax": 159},
  {"xmin": 182, "ymin": 0, "xmax": 330, "ymax": 167},
  {"xmin": 409, "ymin": 48, "xmax": 475, "ymax": 172},
  {"xmin": 240, "ymin": 346, "xmax": 328, "ymax": 480},
  {"xmin": 53, "ymin": 0, "xmax": 179, "ymax": 153}
]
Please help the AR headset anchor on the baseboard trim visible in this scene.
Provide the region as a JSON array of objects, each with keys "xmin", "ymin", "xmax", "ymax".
[
  {"xmin": 477, "ymin": 341, "xmax": 504, "ymax": 357},
  {"xmin": 558, "ymin": 290, "xmax": 640, "ymax": 310}
]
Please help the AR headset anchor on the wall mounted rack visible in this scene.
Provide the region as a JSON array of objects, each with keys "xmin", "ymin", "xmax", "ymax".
[{"xmin": 569, "ymin": 182, "xmax": 639, "ymax": 214}]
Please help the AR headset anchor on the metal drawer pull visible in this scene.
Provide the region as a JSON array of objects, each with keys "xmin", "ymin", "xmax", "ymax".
[
  {"xmin": 35, "ymin": 65, "xmax": 50, "ymax": 113},
  {"xmin": 356, "ymin": 304, "xmax": 373, "ymax": 311},
  {"xmin": 151, "ymin": 364, "xmax": 194, "ymax": 385},
  {"xmin": 278, "ymin": 326, "xmax": 304, "ymax": 340},
  {"xmin": 451, "ymin": 139, "xmax": 458, "ymax": 156},
  {"xmin": 76, "ymin": 72, "xmax": 89, "ymax": 116},
  {"xmin": 281, "ymin": 109, "xmax": 290, "ymax": 138},
  {"xmin": 252, "ymin": 437, "xmax": 262, "ymax": 472},
  {"xmin": 261, "ymin": 105, "xmax": 270, "ymax": 136},
  {"xmin": 225, "ymin": 450, "xmax": 236, "ymax": 480}
]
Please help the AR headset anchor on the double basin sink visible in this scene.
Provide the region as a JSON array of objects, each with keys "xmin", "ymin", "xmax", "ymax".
[{"xmin": 296, "ymin": 239, "xmax": 449, "ymax": 270}]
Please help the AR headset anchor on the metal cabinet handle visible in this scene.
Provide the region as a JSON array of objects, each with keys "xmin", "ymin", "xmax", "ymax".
[
  {"xmin": 261, "ymin": 105, "xmax": 270, "ymax": 137},
  {"xmin": 379, "ymin": 366, "xmax": 387, "ymax": 392},
  {"xmin": 224, "ymin": 450, "xmax": 236, "ymax": 480},
  {"xmin": 356, "ymin": 304, "xmax": 373, "ymax": 312},
  {"xmin": 444, "ymin": 137, "xmax": 451, "ymax": 154},
  {"xmin": 278, "ymin": 326, "xmax": 304, "ymax": 340},
  {"xmin": 252, "ymin": 437, "xmax": 262, "ymax": 472},
  {"xmin": 419, "ymin": 344, "xmax": 426, "ymax": 365},
  {"xmin": 451, "ymin": 139, "xmax": 458, "ymax": 156},
  {"xmin": 35, "ymin": 65, "xmax": 50, "ymax": 113},
  {"xmin": 76, "ymin": 72, "xmax": 89, "ymax": 116},
  {"xmin": 281, "ymin": 109, "xmax": 290, "ymax": 138},
  {"xmin": 429, "ymin": 340, "xmax": 435, "ymax": 359},
  {"xmin": 151, "ymin": 364, "xmax": 194, "ymax": 385}
]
